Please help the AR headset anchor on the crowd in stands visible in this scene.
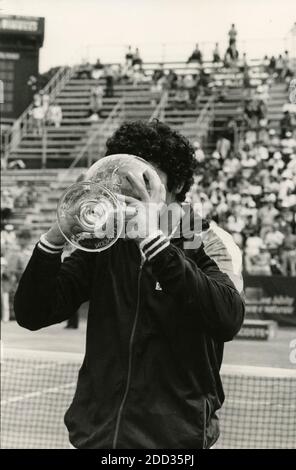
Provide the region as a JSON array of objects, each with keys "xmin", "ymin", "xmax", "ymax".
[{"xmin": 188, "ymin": 95, "xmax": 296, "ymax": 276}]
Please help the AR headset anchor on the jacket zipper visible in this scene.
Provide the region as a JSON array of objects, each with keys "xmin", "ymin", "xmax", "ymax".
[{"xmin": 112, "ymin": 254, "xmax": 145, "ymax": 449}]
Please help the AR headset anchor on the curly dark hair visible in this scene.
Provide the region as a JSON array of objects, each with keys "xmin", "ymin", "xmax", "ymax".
[{"xmin": 105, "ymin": 120, "xmax": 197, "ymax": 202}]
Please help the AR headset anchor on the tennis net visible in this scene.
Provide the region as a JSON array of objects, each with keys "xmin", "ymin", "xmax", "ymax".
[{"xmin": 1, "ymin": 348, "xmax": 296, "ymax": 449}]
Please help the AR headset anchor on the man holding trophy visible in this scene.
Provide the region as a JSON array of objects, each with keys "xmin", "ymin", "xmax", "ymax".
[{"xmin": 14, "ymin": 120, "xmax": 244, "ymax": 449}]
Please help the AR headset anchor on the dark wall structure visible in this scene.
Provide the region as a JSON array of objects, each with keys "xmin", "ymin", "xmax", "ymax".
[{"xmin": 0, "ymin": 15, "xmax": 45, "ymax": 119}]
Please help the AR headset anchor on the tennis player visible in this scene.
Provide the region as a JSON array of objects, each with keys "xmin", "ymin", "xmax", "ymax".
[{"xmin": 14, "ymin": 121, "xmax": 244, "ymax": 449}]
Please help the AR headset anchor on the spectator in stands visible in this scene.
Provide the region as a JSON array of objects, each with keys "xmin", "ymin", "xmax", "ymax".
[
  {"xmin": 244, "ymin": 234, "xmax": 265, "ymax": 272},
  {"xmin": 132, "ymin": 48, "xmax": 143, "ymax": 67},
  {"xmin": 77, "ymin": 61, "xmax": 93, "ymax": 79},
  {"xmin": 14, "ymin": 182, "xmax": 29, "ymax": 209},
  {"xmin": 212, "ymin": 43, "xmax": 221, "ymax": 63},
  {"xmin": 193, "ymin": 141, "xmax": 205, "ymax": 163},
  {"xmin": 239, "ymin": 53, "xmax": 248, "ymax": 72},
  {"xmin": 174, "ymin": 85, "xmax": 190, "ymax": 109},
  {"xmin": 187, "ymin": 44, "xmax": 203, "ymax": 64},
  {"xmin": 31, "ymin": 104, "xmax": 45, "ymax": 136},
  {"xmin": 33, "ymin": 91, "xmax": 42, "ymax": 108},
  {"xmin": 280, "ymin": 111, "xmax": 293, "ymax": 138},
  {"xmin": 258, "ymin": 195, "xmax": 279, "ymax": 236},
  {"xmin": 279, "ymin": 169, "xmax": 295, "ymax": 201},
  {"xmin": 281, "ymin": 224, "xmax": 296, "ymax": 276},
  {"xmin": 264, "ymin": 222, "xmax": 285, "ymax": 256},
  {"xmin": 132, "ymin": 64, "xmax": 147, "ymax": 86},
  {"xmin": 167, "ymin": 69, "xmax": 178, "ymax": 90},
  {"xmin": 150, "ymin": 80, "xmax": 163, "ymax": 106},
  {"xmin": 125, "ymin": 45, "xmax": 134, "ymax": 68},
  {"xmin": 247, "ymin": 245, "xmax": 272, "ymax": 276},
  {"xmin": 281, "ymin": 132, "xmax": 296, "ymax": 161},
  {"xmin": 104, "ymin": 67, "xmax": 114, "ymax": 98},
  {"xmin": 41, "ymin": 91, "xmax": 50, "ymax": 115},
  {"xmin": 224, "ymin": 39, "xmax": 239, "ymax": 68},
  {"xmin": 88, "ymin": 84, "xmax": 104, "ymax": 119},
  {"xmin": 47, "ymin": 102, "xmax": 63, "ymax": 128},
  {"xmin": 267, "ymin": 129, "xmax": 280, "ymax": 156},
  {"xmin": 152, "ymin": 64, "xmax": 165, "ymax": 83},
  {"xmin": 275, "ymin": 54, "xmax": 285, "ymax": 81},
  {"xmin": 1, "ymin": 251, "xmax": 10, "ymax": 322},
  {"xmin": 91, "ymin": 58, "xmax": 104, "ymax": 80},
  {"xmin": 262, "ymin": 55, "xmax": 270, "ymax": 74},
  {"xmin": 5, "ymin": 229, "xmax": 33, "ymax": 319},
  {"xmin": 1, "ymin": 190, "xmax": 14, "ymax": 223},
  {"xmin": 228, "ymin": 24, "xmax": 238, "ymax": 44},
  {"xmin": 268, "ymin": 56, "xmax": 276, "ymax": 75},
  {"xmin": 1, "ymin": 224, "xmax": 16, "ymax": 251}
]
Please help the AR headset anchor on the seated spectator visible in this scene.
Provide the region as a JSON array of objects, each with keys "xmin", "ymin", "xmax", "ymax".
[
  {"xmin": 167, "ymin": 69, "xmax": 178, "ymax": 90},
  {"xmin": 281, "ymin": 131, "xmax": 296, "ymax": 160},
  {"xmin": 278, "ymin": 169, "xmax": 295, "ymax": 201},
  {"xmin": 253, "ymin": 141, "xmax": 269, "ymax": 161},
  {"xmin": 150, "ymin": 80, "xmax": 163, "ymax": 106},
  {"xmin": 88, "ymin": 84, "xmax": 104, "ymax": 119},
  {"xmin": 223, "ymin": 153, "xmax": 241, "ymax": 178},
  {"xmin": 270, "ymin": 254, "xmax": 284, "ymax": 275},
  {"xmin": 132, "ymin": 48, "xmax": 143, "ymax": 67},
  {"xmin": 104, "ymin": 67, "xmax": 114, "ymax": 97},
  {"xmin": 174, "ymin": 86, "xmax": 190, "ymax": 109},
  {"xmin": 242, "ymin": 214, "xmax": 257, "ymax": 242},
  {"xmin": 258, "ymin": 195, "xmax": 279, "ymax": 236},
  {"xmin": 212, "ymin": 43, "xmax": 221, "ymax": 63},
  {"xmin": 239, "ymin": 52, "xmax": 248, "ymax": 72},
  {"xmin": 187, "ymin": 44, "xmax": 203, "ymax": 64},
  {"xmin": 132, "ymin": 64, "xmax": 147, "ymax": 86},
  {"xmin": 281, "ymin": 224, "xmax": 296, "ymax": 276},
  {"xmin": 275, "ymin": 54, "xmax": 285, "ymax": 80},
  {"xmin": 245, "ymin": 234, "xmax": 265, "ymax": 269},
  {"xmin": 1, "ymin": 190, "xmax": 14, "ymax": 222},
  {"xmin": 224, "ymin": 39, "xmax": 239, "ymax": 67},
  {"xmin": 152, "ymin": 64, "xmax": 165, "ymax": 83},
  {"xmin": 264, "ymin": 223, "xmax": 285, "ymax": 255},
  {"xmin": 267, "ymin": 129, "xmax": 280, "ymax": 156},
  {"xmin": 125, "ymin": 45, "xmax": 134, "ymax": 68},
  {"xmin": 262, "ymin": 55, "xmax": 270, "ymax": 73},
  {"xmin": 280, "ymin": 111, "xmax": 293, "ymax": 138},
  {"xmin": 193, "ymin": 141, "xmax": 205, "ymax": 163},
  {"xmin": 31, "ymin": 104, "xmax": 45, "ymax": 136},
  {"xmin": 47, "ymin": 103, "xmax": 63, "ymax": 128},
  {"xmin": 247, "ymin": 245, "xmax": 272, "ymax": 276},
  {"xmin": 77, "ymin": 62, "xmax": 93, "ymax": 79},
  {"xmin": 1, "ymin": 224, "xmax": 16, "ymax": 251},
  {"xmin": 33, "ymin": 91, "xmax": 42, "ymax": 107},
  {"xmin": 269, "ymin": 56, "xmax": 276, "ymax": 74},
  {"xmin": 91, "ymin": 58, "xmax": 104, "ymax": 80},
  {"xmin": 1, "ymin": 251, "xmax": 10, "ymax": 322}
]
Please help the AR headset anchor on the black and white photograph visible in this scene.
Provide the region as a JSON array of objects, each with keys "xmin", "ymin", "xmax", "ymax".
[{"xmin": 0, "ymin": 0, "xmax": 296, "ymax": 457}]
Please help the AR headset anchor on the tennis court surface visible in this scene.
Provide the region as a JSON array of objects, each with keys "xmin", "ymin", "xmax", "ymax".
[{"xmin": 1, "ymin": 322, "xmax": 296, "ymax": 449}]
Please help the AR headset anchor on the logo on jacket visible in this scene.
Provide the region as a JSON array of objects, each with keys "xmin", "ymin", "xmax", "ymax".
[{"xmin": 155, "ymin": 281, "xmax": 162, "ymax": 291}]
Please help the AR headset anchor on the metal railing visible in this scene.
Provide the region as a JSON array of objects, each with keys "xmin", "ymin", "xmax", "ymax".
[
  {"xmin": 149, "ymin": 90, "xmax": 168, "ymax": 122},
  {"xmin": 69, "ymin": 97, "xmax": 126, "ymax": 169},
  {"xmin": 3, "ymin": 65, "xmax": 78, "ymax": 165}
]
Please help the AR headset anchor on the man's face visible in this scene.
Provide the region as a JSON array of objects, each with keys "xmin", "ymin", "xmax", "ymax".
[{"xmin": 149, "ymin": 165, "xmax": 178, "ymax": 205}]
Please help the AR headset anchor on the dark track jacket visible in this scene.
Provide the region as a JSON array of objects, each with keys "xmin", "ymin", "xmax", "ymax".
[{"xmin": 14, "ymin": 219, "xmax": 244, "ymax": 449}]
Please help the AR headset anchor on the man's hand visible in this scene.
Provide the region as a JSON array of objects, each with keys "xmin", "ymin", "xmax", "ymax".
[{"xmin": 118, "ymin": 168, "xmax": 166, "ymax": 243}]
